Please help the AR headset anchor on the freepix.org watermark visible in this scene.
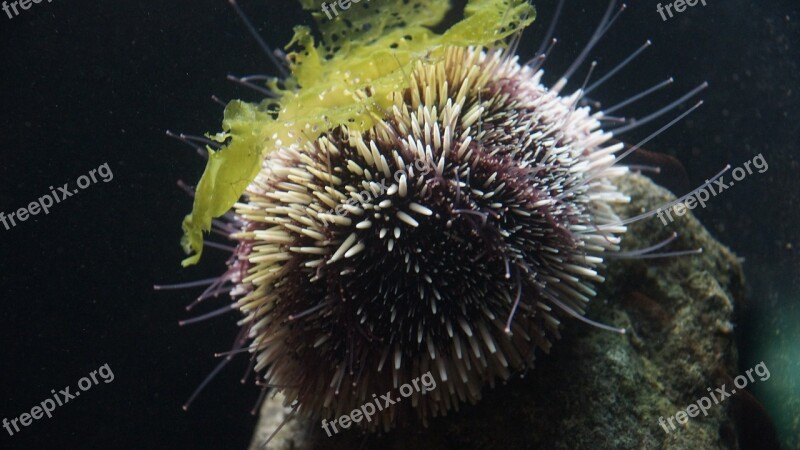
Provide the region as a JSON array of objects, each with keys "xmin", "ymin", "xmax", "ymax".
[
  {"xmin": 656, "ymin": 153, "xmax": 767, "ymax": 226},
  {"xmin": 2, "ymin": 0, "xmax": 53, "ymax": 20},
  {"xmin": 0, "ymin": 162, "xmax": 113, "ymax": 231},
  {"xmin": 320, "ymin": 0, "xmax": 370, "ymax": 20},
  {"xmin": 658, "ymin": 361, "xmax": 770, "ymax": 434},
  {"xmin": 3, "ymin": 363, "xmax": 115, "ymax": 437},
  {"xmin": 656, "ymin": 0, "xmax": 708, "ymax": 22},
  {"xmin": 321, "ymin": 371, "xmax": 437, "ymax": 437}
]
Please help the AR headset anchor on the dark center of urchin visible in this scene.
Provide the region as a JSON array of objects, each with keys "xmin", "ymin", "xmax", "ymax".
[{"xmin": 231, "ymin": 47, "xmax": 626, "ymax": 430}]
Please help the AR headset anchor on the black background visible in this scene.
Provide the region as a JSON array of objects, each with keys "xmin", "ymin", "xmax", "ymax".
[{"xmin": 1, "ymin": 1, "xmax": 797, "ymax": 449}]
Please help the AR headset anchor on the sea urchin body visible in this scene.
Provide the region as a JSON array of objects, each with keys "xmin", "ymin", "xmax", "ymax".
[{"xmin": 225, "ymin": 45, "xmax": 630, "ymax": 431}]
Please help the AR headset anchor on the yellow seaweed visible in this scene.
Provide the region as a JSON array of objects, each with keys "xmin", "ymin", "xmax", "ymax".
[{"xmin": 181, "ymin": 0, "xmax": 535, "ymax": 265}]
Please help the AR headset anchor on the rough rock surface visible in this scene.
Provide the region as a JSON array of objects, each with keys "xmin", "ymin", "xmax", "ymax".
[{"xmin": 248, "ymin": 174, "xmax": 745, "ymax": 450}]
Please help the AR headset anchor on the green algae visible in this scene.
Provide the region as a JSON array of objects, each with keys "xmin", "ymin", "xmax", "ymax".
[{"xmin": 180, "ymin": 0, "xmax": 535, "ymax": 265}]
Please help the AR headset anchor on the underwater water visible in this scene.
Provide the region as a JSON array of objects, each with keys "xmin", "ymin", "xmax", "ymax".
[{"xmin": 0, "ymin": 0, "xmax": 798, "ymax": 449}]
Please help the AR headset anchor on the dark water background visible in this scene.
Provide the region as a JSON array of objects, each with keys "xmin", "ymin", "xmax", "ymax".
[{"xmin": 0, "ymin": 1, "xmax": 797, "ymax": 449}]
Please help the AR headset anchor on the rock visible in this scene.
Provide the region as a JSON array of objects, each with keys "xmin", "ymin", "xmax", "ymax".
[{"xmin": 248, "ymin": 173, "xmax": 745, "ymax": 450}]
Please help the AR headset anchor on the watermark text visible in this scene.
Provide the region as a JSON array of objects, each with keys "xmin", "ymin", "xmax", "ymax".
[
  {"xmin": 658, "ymin": 361, "xmax": 770, "ymax": 433},
  {"xmin": 1, "ymin": 162, "xmax": 113, "ymax": 231},
  {"xmin": 2, "ymin": 0, "xmax": 54, "ymax": 21},
  {"xmin": 3, "ymin": 363, "xmax": 115, "ymax": 437},
  {"xmin": 656, "ymin": 153, "xmax": 767, "ymax": 226},
  {"xmin": 321, "ymin": 371, "xmax": 437, "ymax": 436},
  {"xmin": 657, "ymin": 0, "xmax": 707, "ymax": 22}
]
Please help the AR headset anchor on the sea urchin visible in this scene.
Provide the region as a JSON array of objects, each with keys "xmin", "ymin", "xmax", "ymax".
[
  {"xmin": 167, "ymin": 0, "xmax": 719, "ymax": 440},
  {"xmin": 227, "ymin": 44, "xmax": 631, "ymax": 430}
]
